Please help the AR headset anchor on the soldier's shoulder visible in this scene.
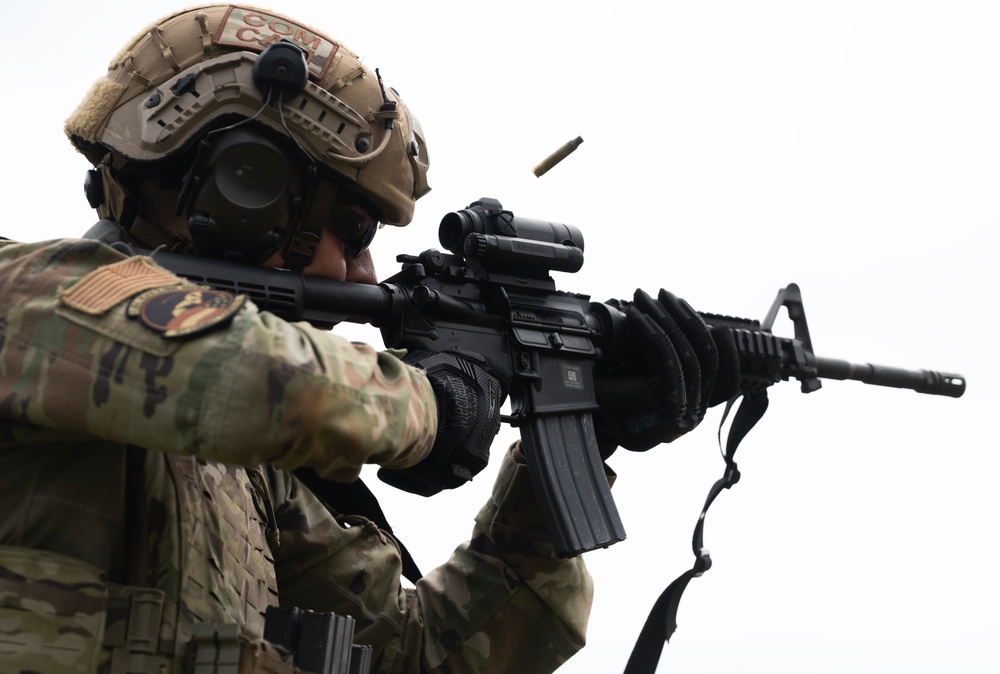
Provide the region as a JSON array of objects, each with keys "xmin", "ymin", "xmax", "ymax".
[
  {"xmin": 0, "ymin": 237, "xmax": 127, "ymax": 269},
  {"xmin": 0, "ymin": 239, "xmax": 141, "ymax": 310}
]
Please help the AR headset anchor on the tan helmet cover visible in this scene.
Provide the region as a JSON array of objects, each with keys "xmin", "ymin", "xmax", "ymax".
[{"xmin": 65, "ymin": 4, "xmax": 430, "ymax": 225}]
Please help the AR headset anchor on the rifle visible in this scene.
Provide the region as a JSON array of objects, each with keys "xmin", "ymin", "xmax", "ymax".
[{"xmin": 148, "ymin": 197, "xmax": 965, "ymax": 559}]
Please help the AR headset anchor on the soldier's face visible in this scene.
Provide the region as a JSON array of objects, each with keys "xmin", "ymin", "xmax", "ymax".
[
  {"xmin": 266, "ymin": 215, "xmax": 378, "ymax": 285},
  {"xmin": 259, "ymin": 174, "xmax": 380, "ymax": 283}
]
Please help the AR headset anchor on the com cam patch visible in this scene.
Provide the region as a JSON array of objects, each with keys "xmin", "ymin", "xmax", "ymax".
[
  {"xmin": 214, "ymin": 6, "xmax": 339, "ymax": 80},
  {"xmin": 128, "ymin": 288, "xmax": 246, "ymax": 339}
]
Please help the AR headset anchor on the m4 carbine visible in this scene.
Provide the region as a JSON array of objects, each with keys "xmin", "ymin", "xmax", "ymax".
[{"xmin": 148, "ymin": 198, "xmax": 965, "ymax": 559}]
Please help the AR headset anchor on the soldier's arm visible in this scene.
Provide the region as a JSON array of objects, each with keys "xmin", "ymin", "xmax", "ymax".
[
  {"xmin": 400, "ymin": 443, "xmax": 596, "ymax": 673},
  {"xmin": 0, "ymin": 238, "xmax": 436, "ymax": 479},
  {"xmin": 270, "ymin": 444, "xmax": 596, "ymax": 674}
]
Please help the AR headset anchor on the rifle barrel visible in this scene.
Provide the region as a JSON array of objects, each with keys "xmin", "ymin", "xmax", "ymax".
[{"xmin": 814, "ymin": 357, "xmax": 966, "ymax": 398}]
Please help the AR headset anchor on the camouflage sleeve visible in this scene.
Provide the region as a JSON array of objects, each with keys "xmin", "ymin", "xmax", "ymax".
[
  {"xmin": 270, "ymin": 445, "xmax": 599, "ymax": 674},
  {"xmin": 395, "ymin": 443, "xmax": 597, "ymax": 673},
  {"xmin": 0, "ymin": 238, "xmax": 436, "ymax": 479}
]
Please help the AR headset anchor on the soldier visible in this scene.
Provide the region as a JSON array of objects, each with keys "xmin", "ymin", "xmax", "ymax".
[{"xmin": 0, "ymin": 5, "xmax": 734, "ymax": 673}]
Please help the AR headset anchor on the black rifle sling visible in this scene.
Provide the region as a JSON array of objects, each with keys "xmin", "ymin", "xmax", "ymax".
[
  {"xmin": 623, "ymin": 390, "xmax": 769, "ymax": 674},
  {"xmin": 124, "ymin": 445, "xmax": 150, "ymax": 587},
  {"xmin": 293, "ymin": 468, "xmax": 423, "ymax": 585}
]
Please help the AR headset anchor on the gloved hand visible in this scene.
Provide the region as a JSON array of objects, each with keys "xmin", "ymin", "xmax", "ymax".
[
  {"xmin": 378, "ymin": 350, "xmax": 508, "ymax": 496},
  {"xmin": 593, "ymin": 289, "xmax": 740, "ymax": 456}
]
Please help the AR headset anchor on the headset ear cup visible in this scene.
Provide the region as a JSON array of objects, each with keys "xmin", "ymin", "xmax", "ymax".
[
  {"xmin": 84, "ymin": 169, "xmax": 104, "ymax": 208},
  {"xmin": 183, "ymin": 128, "xmax": 298, "ymax": 263}
]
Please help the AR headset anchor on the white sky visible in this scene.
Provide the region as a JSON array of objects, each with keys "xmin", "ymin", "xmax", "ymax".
[{"xmin": 4, "ymin": 1, "xmax": 997, "ymax": 672}]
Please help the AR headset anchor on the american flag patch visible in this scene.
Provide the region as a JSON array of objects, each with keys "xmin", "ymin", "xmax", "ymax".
[{"xmin": 58, "ymin": 257, "xmax": 184, "ymax": 315}]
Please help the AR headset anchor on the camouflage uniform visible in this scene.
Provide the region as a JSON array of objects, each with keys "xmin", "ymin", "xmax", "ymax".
[{"xmin": 0, "ymin": 237, "xmax": 594, "ymax": 673}]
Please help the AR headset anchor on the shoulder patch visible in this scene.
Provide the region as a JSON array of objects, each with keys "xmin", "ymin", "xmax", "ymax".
[
  {"xmin": 58, "ymin": 256, "xmax": 184, "ymax": 315},
  {"xmin": 128, "ymin": 288, "xmax": 246, "ymax": 339},
  {"xmin": 214, "ymin": 6, "xmax": 339, "ymax": 81}
]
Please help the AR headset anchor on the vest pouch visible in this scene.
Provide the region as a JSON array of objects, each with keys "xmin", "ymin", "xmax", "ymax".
[
  {"xmin": 0, "ymin": 545, "xmax": 109, "ymax": 674},
  {"xmin": 185, "ymin": 623, "xmax": 296, "ymax": 674}
]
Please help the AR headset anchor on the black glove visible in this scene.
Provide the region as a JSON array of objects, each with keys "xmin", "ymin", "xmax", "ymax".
[
  {"xmin": 593, "ymin": 288, "xmax": 740, "ymax": 456},
  {"xmin": 378, "ymin": 350, "xmax": 507, "ymax": 496}
]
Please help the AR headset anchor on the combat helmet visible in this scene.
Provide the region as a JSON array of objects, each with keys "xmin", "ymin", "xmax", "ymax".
[{"xmin": 65, "ymin": 4, "xmax": 430, "ymax": 268}]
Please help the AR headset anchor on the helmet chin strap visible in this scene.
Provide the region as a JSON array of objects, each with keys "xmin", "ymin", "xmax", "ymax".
[{"xmin": 279, "ymin": 161, "xmax": 323, "ymax": 271}]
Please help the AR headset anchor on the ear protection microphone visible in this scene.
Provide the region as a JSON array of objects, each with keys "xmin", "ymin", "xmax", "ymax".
[{"xmin": 252, "ymin": 41, "xmax": 309, "ymax": 100}]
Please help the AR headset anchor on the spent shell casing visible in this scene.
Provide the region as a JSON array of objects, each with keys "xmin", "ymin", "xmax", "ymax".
[{"xmin": 533, "ymin": 136, "xmax": 584, "ymax": 177}]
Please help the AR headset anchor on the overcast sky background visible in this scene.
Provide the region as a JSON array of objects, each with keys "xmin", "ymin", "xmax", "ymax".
[{"xmin": 4, "ymin": 1, "xmax": 997, "ymax": 672}]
